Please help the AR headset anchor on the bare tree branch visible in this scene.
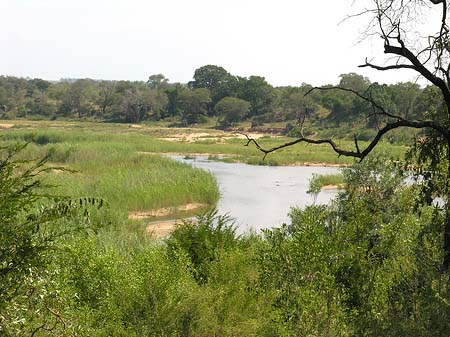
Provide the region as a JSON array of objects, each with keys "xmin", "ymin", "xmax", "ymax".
[
  {"xmin": 384, "ymin": 43, "xmax": 450, "ymax": 102},
  {"xmin": 245, "ymin": 118, "xmax": 449, "ymax": 162},
  {"xmin": 359, "ymin": 59, "xmax": 416, "ymax": 71}
]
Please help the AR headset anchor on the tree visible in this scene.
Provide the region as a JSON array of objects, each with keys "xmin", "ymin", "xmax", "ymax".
[
  {"xmin": 147, "ymin": 74, "xmax": 169, "ymax": 90},
  {"xmin": 120, "ymin": 90, "xmax": 143, "ymax": 123},
  {"xmin": 178, "ymin": 88, "xmax": 211, "ymax": 126},
  {"xmin": 59, "ymin": 79, "xmax": 97, "ymax": 118},
  {"xmin": 146, "ymin": 89, "xmax": 169, "ymax": 120},
  {"xmin": 189, "ymin": 65, "xmax": 237, "ymax": 111},
  {"xmin": 164, "ymin": 83, "xmax": 185, "ymax": 118},
  {"xmin": 215, "ymin": 97, "xmax": 251, "ymax": 128},
  {"xmin": 339, "ymin": 73, "xmax": 370, "ymax": 93},
  {"xmin": 0, "ymin": 144, "xmax": 101, "ymax": 334},
  {"xmin": 387, "ymin": 82, "xmax": 422, "ymax": 119},
  {"xmin": 97, "ymin": 80, "xmax": 117, "ymax": 117},
  {"xmin": 246, "ymin": 0, "xmax": 450, "ymax": 270},
  {"xmin": 189, "ymin": 65, "xmax": 230, "ymax": 92},
  {"xmin": 237, "ymin": 75, "xmax": 275, "ymax": 117},
  {"xmin": 283, "ymin": 92, "xmax": 318, "ymax": 121}
]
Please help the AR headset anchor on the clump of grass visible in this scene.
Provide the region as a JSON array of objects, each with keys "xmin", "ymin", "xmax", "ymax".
[
  {"xmin": 0, "ymin": 121, "xmax": 407, "ymax": 166},
  {"xmin": 47, "ymin": 146, "xmax": 220, "ymax": 217},
  {"xmin": 0, "ymin": 124, "xmax": 407, "ymax": 223},
  {"xmin": 307, "ymin": 173, "xmax": 344, "ymax": 196},
  {"xmin": 0, "ymin": 128, "xmax": 221, "ymax": 221}
]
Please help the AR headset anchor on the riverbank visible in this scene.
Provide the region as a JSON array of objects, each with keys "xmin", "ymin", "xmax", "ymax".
[{"xmin": 0, "ymin": 120, "xmax": 405, "ymax": 227}]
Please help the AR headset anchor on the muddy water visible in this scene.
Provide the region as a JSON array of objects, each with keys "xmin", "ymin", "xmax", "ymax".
[{"xmin": 172, "ymin": 156, "xmax": 340, "ymax": 233}]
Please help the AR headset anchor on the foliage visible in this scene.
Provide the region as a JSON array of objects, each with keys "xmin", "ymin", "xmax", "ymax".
[
  {"xmin": 178, "ymin": 88, "xmax": 211, "ymax": 125},
  {"xmin": 0, "ymin": 133, "xmax": 449, "ymax": 336},
  {"xmin": 215, "ymin": 97, "xmax": 250, "ymax": 128},
  {"xmin": 0, "ymin": 67, "xmax": 437, "ymax": 139},
  {"xmin": 307, "ymin": 173, "xmax": 344, "ymax": 202},
  {"xmin": 258, "ymin": 155, "xmax": 450, "ymax": 336},
  {"xmin": 12, "ymin": 132, "xmax": 219, "ymax": 219},
  {"xmin": 165, "ymin": 210, "xmax": 239, "ymax": 283},
  {"xmin": 189, "ymin": 65, "xmax": 236, "ymax": 108},
  {"xmin": 0, "ymin": 143, "xmax": 101, "ymax": 336}
]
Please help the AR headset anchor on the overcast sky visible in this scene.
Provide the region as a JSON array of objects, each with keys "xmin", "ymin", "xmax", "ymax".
[{"xmin": 0, "ymin": 0, "xmax": 434, "ymax": 86}]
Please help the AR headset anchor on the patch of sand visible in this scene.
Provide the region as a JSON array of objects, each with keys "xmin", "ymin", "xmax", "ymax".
[
  {"xmin": 146, "ymin": 220, "xmax": 180, "ymax": 239},
  {"xmin": 158, "ymin": 132, "xmax": 217, "ymax": 142},
  {"xmin": 0, "ymin": 123, "xmax": 14, "ymax": 128},
  {"xmin": 157, "ymin": 131, "xmax": 269, "ymax": 143},
  {"xmin": 128, "ymin": 203, "xmax": 206, "ymax": 220},
  {"xmin": 146, "ymin": 218, "xmax": 200, "ymax": 239},
  {"xmin": 137, "ymin": 151, "xmax": 231, "ymax": 157},
  {"xmin": 321, "ymin": 184, "xmax": 344, "ymax": 190},
  {"xmin": 299, "ymin": 162, "xmax": 349, "ymax": 168},
  {"xmin": 234, "ymin": 133, "xmax": 266, "ymax": 140}
]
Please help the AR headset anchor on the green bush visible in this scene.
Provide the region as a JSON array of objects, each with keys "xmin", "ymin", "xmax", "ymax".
[
  {"xmin": 166, "ymin": 210, "xmax": 239, "ymax": 284},
  {"xmin": 0, "ymin": 143, "xmax": 101, "ymax": 336}
]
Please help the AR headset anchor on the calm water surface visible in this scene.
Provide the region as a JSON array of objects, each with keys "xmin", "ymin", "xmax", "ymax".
[{"xmin": 172, "ymin": 156, "xmax": 340, "ymax": 233}]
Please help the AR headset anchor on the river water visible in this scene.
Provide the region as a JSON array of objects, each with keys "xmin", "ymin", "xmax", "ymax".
[{"xmin": 172, "ymin": 156, "xmax": 340, "ymax": 233}]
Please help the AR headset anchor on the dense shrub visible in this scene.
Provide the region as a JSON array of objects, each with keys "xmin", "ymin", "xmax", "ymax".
[
  {"xmin": 165, "ymin": 210, "xmax": 239, "ymax": 283},
  {"xmin": 0, "ymin": 144, "xmax": 100, "ymax": 336}
]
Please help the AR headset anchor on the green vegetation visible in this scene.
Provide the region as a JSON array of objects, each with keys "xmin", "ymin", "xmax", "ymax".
[
  {"xmin": 0, "ymin": 120, "xmax": 408, "ymax": 166},
  {"xmin": 307, "ymin": 173, "xmax": 344, "ymax": 199},
  {"xmin": 3, "ymin": 1, "xmax": 450, "ymax": 333},
  {"xmin": 0, "ymin": 144, "xmax": 102, "ymax": 335},
  {"xmin": 0, "ymin": 126, "xmax": 220, "ymax": 222},
  {"xmin": 0, "ymin": 67, "xmax": 433, "ymax": 144},
  {"xmin": 2, "ymin": 148, "xmax": 449, "ymax": 336}
]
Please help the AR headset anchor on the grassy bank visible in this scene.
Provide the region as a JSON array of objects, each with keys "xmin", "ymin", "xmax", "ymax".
[
  {"xmin": 0, "ymin": 120, "xmax": 408, "ymax": 166},
  {"xmin": 0, "ymin": 125, "xmax": 220, "ymax": 223},
  {"xmin": 0, "ymin": 120, "xmax": 409, "ymax": 223}
]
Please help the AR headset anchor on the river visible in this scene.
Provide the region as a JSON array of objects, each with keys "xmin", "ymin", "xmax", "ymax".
[{"xmin": 172, "ymin": 156, "xmax": 341, "ymax": 233}]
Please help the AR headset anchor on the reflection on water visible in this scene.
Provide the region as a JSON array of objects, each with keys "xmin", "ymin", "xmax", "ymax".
[{"xmin": 172, "ymin": 156, "xmax": 340, "ymax": 233}]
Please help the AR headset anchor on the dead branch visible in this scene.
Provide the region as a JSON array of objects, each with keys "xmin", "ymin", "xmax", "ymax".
[
  {"xmin": 245, "ymin": 118, "xmax": 449, "ymax": 162},
  {"xmin": 359, "ymin": 59, "xmax": 416, "ymax": 71}
]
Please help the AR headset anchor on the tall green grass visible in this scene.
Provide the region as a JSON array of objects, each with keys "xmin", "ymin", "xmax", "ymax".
[
  {"xmin": 0, "ymin": 121, "xmax": 408, "ymax": 167},
  {"xmin": 0, "ymin": 121, "xmax": 408, "ymax": 219},
  {"xmin": 0, "ymin": 130, "xmax": 220, "ymax": 220}
]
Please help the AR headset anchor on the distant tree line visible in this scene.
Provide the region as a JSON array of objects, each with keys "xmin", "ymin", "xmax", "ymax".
[{"xmin": 0, "ymin": 65, "xmax": 439, "ymax": 130}]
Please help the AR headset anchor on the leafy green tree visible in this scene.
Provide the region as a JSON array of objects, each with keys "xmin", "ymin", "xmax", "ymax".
[
  {"xmin": 339, "ymin": 73, "xmax": 370, "ymax": 92},
  {"xmin": 120, "ymin": 87, "xmax": 147, "ymax": 123},
  {"xmin": 215, "ymin": 97, "xmax": 250, "ymax": 128},
  {"xmin": 28, "ymin": 78, "xmax": 52, "ymax": 92},
  {"xmin": 284, "ymin": 92, "xmax": 318, "ymax": 121},
  {"xmin": 189, "ymin": 65, "xmax": 237, "ymax": 112},
  {"xmin": 248, "ymin": 0, "xmax": 450, "ymax": 269},
  {"xmin": 96, "ymin": 80, "xmax": 117, "ymax": 117},
  {"xmin": 237, "ymin": 75, "xmax": 275, "ymax": 117},
  {"xmin": 318, "ymin": 74, "xmax": 373, "ymax": 124},
  {"xmin": 387, "ymin": 82, "xmax": 422, "ymax": 119},
  {"xmin": 146, "ymin": 89, "xmax": 169, "ymax": 120},
  {"xmin": 0, "ymin": 144, "xmax": 101, "ymax": 335},
  {"xmin": 26, "ymin": 90, "xmax": 56, "ymax": 117},
  {"xmin": 147, "ymin": 74, "xmax": 169, "ymax": 90},
  {"xmin": 165, "ymin": 210, "xmax": 238, "ymax": 284},
  {"xmin": 59, "ymin": 79, "xmax": 97, "ymax": 118},
  {"xmin": 164, "ymin": 83, "xmax": 185, "ymax": 118},
  {"xmin": 118, "ymin": 83, "xmax": 168, "ymax": 122},
  {"xmin": 190, "ymin": 65, "xmax": 230, "ymax": 90},
  {"xmin": 178, "ymin": 88, "xmax": 211, "ymax": 125}
]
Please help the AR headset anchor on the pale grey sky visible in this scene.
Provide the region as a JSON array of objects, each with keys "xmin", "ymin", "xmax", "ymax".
[{"xmin": 0, "ymin": 0, "xmax": 435, "ymax": 86}]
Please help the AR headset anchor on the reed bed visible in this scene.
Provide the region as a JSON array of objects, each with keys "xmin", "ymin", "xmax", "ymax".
[{"xmin": 0, "ymin": 121, "xmax": 407, "ymax": 219}]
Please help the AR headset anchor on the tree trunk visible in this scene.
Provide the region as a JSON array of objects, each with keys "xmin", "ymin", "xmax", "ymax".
[{"xmin": 444, "ymin": 141, "xmax": 450, "ymax": 270}]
